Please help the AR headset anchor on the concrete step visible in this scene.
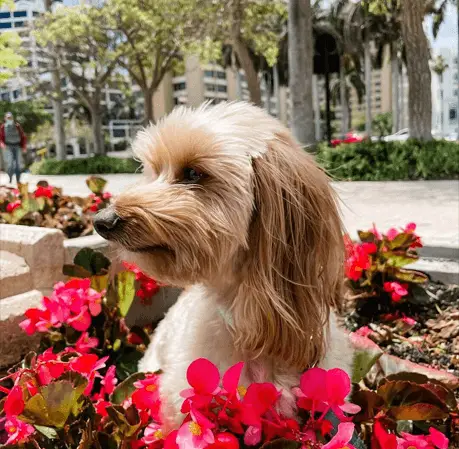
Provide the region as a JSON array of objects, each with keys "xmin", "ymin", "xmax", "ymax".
[
  {"xmin": 0, "ymin": 250, "xmax": 33, "ymax": 299},
  {"xmin": 411, "ymin": 257, "xmax": 459, "ymax": 285}
]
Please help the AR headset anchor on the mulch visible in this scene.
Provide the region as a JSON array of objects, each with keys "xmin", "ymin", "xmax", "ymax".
[{"xmin": 341, "ymin": 282, "xmax": 459, "ymax": 382}]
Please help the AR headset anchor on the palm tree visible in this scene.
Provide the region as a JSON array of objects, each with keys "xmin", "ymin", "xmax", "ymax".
[
  {"xmin": 330, "ymin": 61, "xmax": 365, "ymax": 132},
  {"xmin": 44, "ymin": 0, "xmax": 66, "ymax": 160},
  {"xmin": 288, "ymin": 0, "xmax": 315, "ymax": 146},
  {"xmin": 431, "ymin": 55, "xmax": 449, "ymax": 137}
]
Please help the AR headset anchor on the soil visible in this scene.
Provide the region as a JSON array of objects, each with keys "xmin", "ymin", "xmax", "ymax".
[{"xmin": 341, "ymin": 282, "xmax": 459, "ymax": 381}]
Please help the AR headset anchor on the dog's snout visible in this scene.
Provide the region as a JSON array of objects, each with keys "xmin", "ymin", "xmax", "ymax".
[{"xmin": 94, "ymin": 207, "xmax": 120, "ymax": 239}]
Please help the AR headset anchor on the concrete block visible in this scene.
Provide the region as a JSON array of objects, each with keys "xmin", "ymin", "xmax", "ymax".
[
  {"xmin": 0, "ymin": 224, "xmax": 65, "ymax": 290},
  {"xmin": 411, "ymin": 258, "xmax": 459, "ymax": 285},
  {"xmin": 0, "ymin": 289, "xmax": 42, "ymax": 369},
  {"xmin": 0, "ymin": 251, "xmax": 32, "ymax": 299}
]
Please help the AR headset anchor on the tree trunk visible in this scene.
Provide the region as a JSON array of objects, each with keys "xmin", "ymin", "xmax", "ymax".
[
  {"xmin": 391, "ymin": 44, "xmax": 399, "ymax": 133},
  {"xmin": 45, "ymin": 0, "xmax": 66, "ymax": 161},
  {"xmin": 273, "ymin": 64, "xmax": 280, "ymax": 118},
  {"xmin": 288, "ymin": 0, "xmax": 315, "ymax": 146},
  {"xmin": 399, "ymin": 61, "xmax": 405, "ymax": 129},
  {"xmin": 233, "ymin": 38, "xmax": 262, "ymax": 106},
  {"xmin": 144, "ymin": 88, "xmax": 155, "ymax": 125},
  {"xmin": 364, "ymin": 31, "xmax": 372, "ymax": 137},
  {"xmin": 313, "ymin": 75, "xmax": 321, "ymax": 141},
  {"xmin": 339, "ymin": 61, "xmax": 349, "ymax": 138},
  {"xmin": 400, "ymin": 0, "xmax": 432, "ymax": 140},
  {"xmin": 90, "ymin": 103, "xmax": 105, "ymax": 156}
]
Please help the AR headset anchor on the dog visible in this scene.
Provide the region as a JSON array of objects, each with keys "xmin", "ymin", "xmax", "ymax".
[{"xmin": 94, "ymin": 101, "xmax": 353, "ymax": 427}]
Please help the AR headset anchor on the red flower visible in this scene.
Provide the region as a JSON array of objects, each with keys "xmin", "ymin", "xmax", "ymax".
[
  {"xmin": 208, "ymin": 433, "xmax": 239, "ymax": 449},
  {"xmin": 322, "ymin": 422, "xmax": 356, "ymax": 449},
  {"xmin": 19, "ymin": 308, "xmax": 53, "ymax": 335},
  {"xmin": 70, "ymin": 354, "xmax": 108, "ymax": 376},
  {"xmin": 103, "ymin": 192, "xmax": 112, "ymax": 200},
  {"xmin": 4, "ymin": 386, "xmax": 24, "ymax": 417},
  {"xmin": 177, "ymin": 406, "xmax": 215, "ymax": 449},
  {"xmin": 384, "ymin": 281, "xmax": 409, "ymax": 302},
  {"xmin": 404, "ymin": 222, "xmax": 423, "ymax": 248},
  {"xmin": 371, "ymin": 419, "xmax": 397, "ymax": 449},
  {"xmin": 101, "ymin": 365, "xmax": 118, "ymax": 395},
  {"xmin": 6, "ymin": 200, "xmax": 21, "ymax": 213},
  {"xmin": 345, "ymin": 241, "xmax": 375, "ymax": 281},
  {"xmin": 74, "ymin": 332, "xmax": 99, "ymax": 353},
  {"xmin": 386, "ymin": 228, "xmax": 399, "ymax": 241},
  {"xmin": 34, "ymin": 185, "xmax": 54, "ymax": 198},
  {"xmin": 355, "ymin": 326, "xmax": 373, "ymax": 337},
  {"xmin": 132, "ymin": 374, "xmax": 161, "ymax": 410},
  {"xmin": 398, "ymin": 427, "xmax": 449, "ymax": 449}
]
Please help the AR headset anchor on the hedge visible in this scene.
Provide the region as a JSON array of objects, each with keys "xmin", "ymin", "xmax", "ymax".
[
  {"xmin": 30, "ymin": 156, "xmax": 141, "ymax": 175},
  {"xmin": 316, "ymin": 139, "xmax": 459, "ymax": 181}
]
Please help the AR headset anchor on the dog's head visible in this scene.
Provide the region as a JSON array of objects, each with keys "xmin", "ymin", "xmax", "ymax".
[{"xmin": 95, "ymin": 102, "xmax": 344, "ymax": 369}]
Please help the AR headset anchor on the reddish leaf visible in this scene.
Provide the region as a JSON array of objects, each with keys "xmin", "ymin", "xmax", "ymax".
[
  {"xmin": 351, "ymin": 390, "xmax": 385, "ymax": 423},
  {"xmin": 387, "ymin": 403, "xmax": 449, "ymax": 421}
]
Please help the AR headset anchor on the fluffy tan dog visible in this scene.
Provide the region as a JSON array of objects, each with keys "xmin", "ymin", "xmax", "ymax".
[{"xmin": 94, "ymin": 101, "xmax": 353, "ymax": 427}]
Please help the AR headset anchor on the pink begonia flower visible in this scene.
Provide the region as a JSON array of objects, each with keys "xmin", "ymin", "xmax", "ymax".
[
  {"xmin": 370, "ymin": 224, "xmax": 382, "ymax": 240},
  {"xmin": 101, "ymin": 365, "xmax": 118, "ymax": 395},
  {"xmin": 70, "ymin": 354, "xmax": 108, "ymax": 376},
  {"xmin": 222, "ymin": 362, "xmax": 244, "ymax": 397},
  {"xmin": 19, "ymin": 308, "xmax": 53, "ymax": 335},
  {"xmin": 4, "ymin": 386, "xmax": 24, "ymax": 417},
  {"xmin": 211, "ymin": 432, "xmax": 240, "ymax": 449},
  {"xmin": 6, "ymin": 200, "xmax": 21, "ymax": 213},
  {"xmin": 37, "ymin": 361, "xmax": 66, "ymax": 385},
  {"xmin": 386, "ymin": 228, "xmax": 399, "ymax": 241},
  {"xmin": 355, "ymin": 326, "xmax": 373, "ymax": 337},
  {"xmin": 399, "ymin": 427, "xmax": 449, "ymax": 449},
  {"xmin": 401, "ymin": 316, "xmax": 417, "ymax": 326},
  {"xmin": 405, "ymin": 222, "xmax": 417, "ymax": 233},
  {"xmin": 143, "ymin": 423, "xmax": 164, "ymax": 445},
  {"xmin": 243, "ymin": 425, "xmax": 262, "ymax": 446},
  {"xmin": 372, "ymin": 419, "xmax": 397, "ymax": 449},
  {"xmin": 4, "ymin": 417, "xmax": 35, "ymax": 445},
  {"xmin": 176, "ymin": 406, "xmax": 215, "ymax": 449},
  {"xmin": 132, "ymin": 374, "xmax": 161, "ymax": 410},
  {"xmin": 74, "ymin": 332, "xmax": 99, "ymax": 353},
  {"xmin": 297, "ymin": 368, "xmax": 360, "ymax": 421},
  {"xmin": 322, "ymin": 422, "xmax": 356, "ymax": 449},
  {"xmin": 67, "ymin": 306, "xmax": 92, "ymax": 332},
  {"xmin": 384, "ymin": 282, "xmax": 409, "ymax": 302}
]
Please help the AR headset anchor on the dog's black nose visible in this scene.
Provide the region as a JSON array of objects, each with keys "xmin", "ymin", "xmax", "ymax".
[{"xmin": 94, "ymin": 207, "xmax": 120, "ymax": 239}]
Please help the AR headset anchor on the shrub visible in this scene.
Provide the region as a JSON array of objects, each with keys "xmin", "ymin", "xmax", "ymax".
[
  {"xmin": 317, "ymin": 139, "xmax": 459, "ymax": 181},
  {"xmin": 30, "ymin": 156, "xmax": 141, "ymax": 175}
]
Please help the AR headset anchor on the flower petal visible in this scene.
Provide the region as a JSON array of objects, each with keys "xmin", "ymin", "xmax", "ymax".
[
  {"xmin": 322, "ymin": 422, "xmax": 354, "ymax": 449},
  {"xmin": 222, "ymin": 362, "xmax": 244, "ymax": 394},
  {"xmin": 429, "ymin": 427, "xmax": 449, "ymax": 449},
  {"xmin": 244, "ymin": 426, "xmax": 261, "ymax": 446},
  {"xmin": 186, "ymin": 358, "xmax": 220, "ymax": 395},
  {"xmin": 339, "ymin": 402, "xmax": 361, "ymax": 414},
  {"xmin": 325, "ymin": 368, "xmax": 351, "ymax": 405},
  {"xmin": 299, "ymin": 367, "xmax": 327, "ymax": 401}
]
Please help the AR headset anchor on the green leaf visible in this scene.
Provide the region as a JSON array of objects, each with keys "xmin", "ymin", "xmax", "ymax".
[
  {"xmin": 71, "ymin": 248, "xmax": 111, "ymax": 276},
  {"xmin": 387, "ymin": 403, "xmax": 449, "ymax": 421},
  {"xmin": 62, "ymin": 264, "xmax": 93, "ymax": 279},
  {"xmin": 349, "ymin": 333, "xmax": 383, "ymax": 383},
  {"xmin": 106, "ymin": 404, "xmax": 140, "ymax": 437},
  {"xmin": 19, "ymin": 376, "xmax": 87, "ymax": 428},
  {"xmin": 90, "ymin": 251, "xmax": 111, "ymax": 275},
  {"xmin": 117, "ymin": 270, "xmax": 136, "ymax": 317},
  {"xmin": 110, "ymin": 372, "xmax": 146, "ymax": 405},
  {"xmin": 86, "ymin": 176, "xmax": 107, "ymax": 194},
  {"xmin": 34, "ymin": 425, "xmax": 58, "ymax": 439},
  {"xmin": 387, "ymin": 232, "xmax": 413, "ymax": 250},
  {"xmin": 90, "ymin": 274, "xmax": 109, "ymax": 292},
  {"xmin": 73, "ymin": 248, "xmax": 95, "ymax": 273},
  {"xmin": 390, "ymin": 268, "xmax": 429, "ymax": 284},
  {"xmin": 385, "ymin": 251, "xmax": 418, "ymax": 268}
]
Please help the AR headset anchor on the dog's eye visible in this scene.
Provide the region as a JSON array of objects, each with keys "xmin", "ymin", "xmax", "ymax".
[{"xmin": 181, "ymin": 167, "xmax": 204, "ymax": 184}]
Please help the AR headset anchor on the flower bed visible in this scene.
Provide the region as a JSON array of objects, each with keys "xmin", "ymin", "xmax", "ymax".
[
  {"xmin": 0, "ymin": 245, "xmax": 458, "ymax": 448},
  {"xmin": 341, "ymin": 223, "xmax": 459, "ymax": 396},
  {"xmin": 0, "ymin": 177, "xmax": 111, "ymax": 239}
]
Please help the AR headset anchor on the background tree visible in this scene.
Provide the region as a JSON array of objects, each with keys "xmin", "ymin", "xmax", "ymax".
[
  {"xmin": 36, "ymin": 5, "xmax": 122, "ymax": 155},
  {"xmin": 111, "ymin": 0, "xmax": 212, "ymax": 124},
  {"xmin": 0, "ymin": 100, "xmax": 51, "ymax": 134},
  {"xmin": 42, "ymin": 0, "xmax": 66, "ymax": 161},
  {"xmin": 401, "ymin": 0, "xmax": 432, "ymax": 140},
  {"xmin": 288, "ymin": 0, "xmax": 315, "ymax": 146},
  {"xmin": 0, "ymin": 0, "xmax": 25, "ymax": 84},
  {"xmin": 431, "ymin": 55, "xmax": 448, "ymax": 136}
]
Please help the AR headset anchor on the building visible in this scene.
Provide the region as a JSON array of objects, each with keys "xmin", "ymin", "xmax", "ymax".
[{"xmin": 432, "ymin": 48, "xmax": 459, "ymax": 138}]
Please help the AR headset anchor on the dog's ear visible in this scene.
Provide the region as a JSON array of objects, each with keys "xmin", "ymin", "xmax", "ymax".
[{"xmin": 232, "ymin": 132, "xmax": 344, "ymax": 370}]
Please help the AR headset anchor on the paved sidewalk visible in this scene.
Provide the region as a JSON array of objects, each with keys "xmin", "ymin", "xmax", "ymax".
[{"xmin": 1, "ymin": 173, "xmax": 458, "ymax": 249}]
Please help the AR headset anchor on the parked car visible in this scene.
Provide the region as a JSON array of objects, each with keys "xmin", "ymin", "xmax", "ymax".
[
  {"xmin": 383, "ymin": 128, "xmax": 409, "ymax": 142},
  {"xmin": 330, "ymin": 131, "xmax": 365, "ymax": 147}
]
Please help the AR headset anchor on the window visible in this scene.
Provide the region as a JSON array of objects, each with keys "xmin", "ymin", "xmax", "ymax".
[
  {"xmin": 0, "ymin": 22, "xmax": 12, "ymax": 28},
  {"xmin": 173, "ymin": 82, "xmax": 186, "ymax": 91},
  {"xmin": 204, "ymin": 70, "xmax": 226, "ymax": 79},
  {"xmin": 205, "ymin": 84, "xmax": 227, "ymax": 93},
  {"xmin": 14, "ymin": 21, "xmax": 24, "ymax": 27},
  {"xmin": 1, "ymin": 93, "xmax": 10, "ymax": 101},
  {"xmin": 33, "ymin": 11, "xmax": 39, "ymax": 16},
  {"xmin": 13, "ymin": 11, "xmax": 27, "ymax": 17},
  {"xmin": 13, "ymin": 89, "xmax": 21, "ymax": 99},
  {"xmin": 449, "ymin": 107, "xmax": 457, "ymax": 121},
  {"xmin": 454, "ymin": 89, "xmax": 458, "ymax": 97},
  {"xmin": 0, "ymin": 12, "xmax": 10, "ymax": 18}
]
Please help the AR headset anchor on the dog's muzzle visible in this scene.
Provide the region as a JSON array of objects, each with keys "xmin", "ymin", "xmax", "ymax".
[{"xmin": 93, "ymin": 207, "xmax": 121, "ymax": 240}]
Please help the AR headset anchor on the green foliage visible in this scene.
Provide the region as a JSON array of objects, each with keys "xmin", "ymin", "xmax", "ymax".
[
  {"xmin": 317, "ymin": 140, "xmax": 459, "ymax": 181},
  {"xmin": 372, "ymin": 112, "xmax": 393, "ymax": 139},
  {"xmin": 30, "ymin": 156, "xmax": 141, "ymax": 175},
  {"xmin": 0, "ymin": 101, "xmax": 52, "ymax": 135}
]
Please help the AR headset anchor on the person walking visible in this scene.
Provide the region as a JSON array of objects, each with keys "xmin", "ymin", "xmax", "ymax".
[{"xmin": 0, "ymin": 112, "xmax": 27, "ymax": 184}]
